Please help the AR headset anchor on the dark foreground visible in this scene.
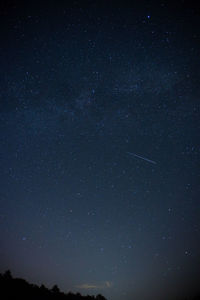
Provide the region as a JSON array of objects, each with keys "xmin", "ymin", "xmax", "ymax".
[{"xmin": 0, "ymin": 271, "xmax": 107, "ymax": 300}]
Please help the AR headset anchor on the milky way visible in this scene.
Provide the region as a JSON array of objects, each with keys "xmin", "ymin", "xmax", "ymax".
[{"xmin": 0, "ymin": 2, "xmax": 200, "ymax": 300}]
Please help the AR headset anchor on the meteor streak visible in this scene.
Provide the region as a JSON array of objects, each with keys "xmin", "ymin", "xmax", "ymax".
[{"xmin": 127, "ymin": 152, "xmax": 157, "ymax": 164}]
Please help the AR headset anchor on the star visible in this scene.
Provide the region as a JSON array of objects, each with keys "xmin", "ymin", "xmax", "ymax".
[{"xmin": 1, "ymin": 2, "xmax": 199, "ymax": 300}]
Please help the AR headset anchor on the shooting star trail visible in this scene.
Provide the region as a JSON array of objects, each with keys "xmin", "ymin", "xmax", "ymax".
[{"xmin": 127, "ymin": 152, "xmax": 157, "ymax": 164}]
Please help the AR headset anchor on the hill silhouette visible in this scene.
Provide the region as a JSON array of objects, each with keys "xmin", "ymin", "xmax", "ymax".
[{"xmin": 0, "ymin": 270, "xmax": 107, "ymax": 300}]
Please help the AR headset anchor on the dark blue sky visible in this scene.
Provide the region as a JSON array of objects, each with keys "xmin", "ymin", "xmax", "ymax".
[{"xmin": 0, "ymin": 1, "xmax": 200, "ymax": 300}]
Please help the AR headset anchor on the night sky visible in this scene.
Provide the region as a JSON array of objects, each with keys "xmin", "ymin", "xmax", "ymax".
[{"xmin": 0, "ymin": 1, "xmax": 200, "ymax": 300}]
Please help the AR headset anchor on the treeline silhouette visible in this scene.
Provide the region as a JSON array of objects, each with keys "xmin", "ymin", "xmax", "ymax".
[{"xmin": 0, "ymin": 270, "xmax": 107, "ymax": 300}]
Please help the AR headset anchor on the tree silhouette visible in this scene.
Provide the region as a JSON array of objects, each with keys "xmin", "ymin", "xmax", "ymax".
[
  {"xmin": 3, "ymin": 270, "xmax": 12, "ymax": 280},
  {"xmin": 0, "ymin": 270, "xmax": 108, "ymax": 300},
  {"xmin": 96, "ymin": 294, "xmax": 107, "ymax": 300},
  {"xmin": 52, "ymin": 284, "xmax": 60, "ymax": 294}
]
